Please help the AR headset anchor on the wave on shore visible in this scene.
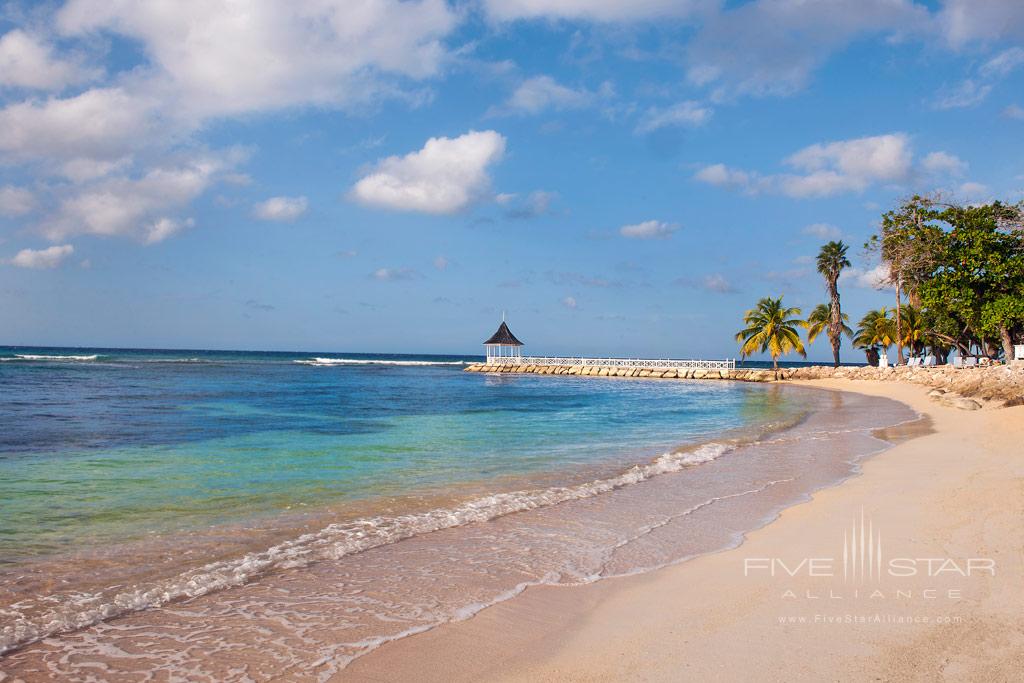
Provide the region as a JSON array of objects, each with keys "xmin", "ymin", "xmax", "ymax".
[{"xmin": 0, "ymin": 439, "xmax": 733, "ymax": 656}]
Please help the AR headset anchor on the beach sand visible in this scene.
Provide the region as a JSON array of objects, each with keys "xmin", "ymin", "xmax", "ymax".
[{"xmin": 340, "ymin": 379, "xmax": 1024, "ymax": 682}]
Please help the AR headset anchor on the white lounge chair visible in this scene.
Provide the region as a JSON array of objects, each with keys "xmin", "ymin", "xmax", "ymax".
[
  {"xmin": 923, "ymin": 355, "xmax": 936, "ymax": 367},
  {"xmin": 952, "ymin": 356, "xmax": 963, "ymax": 368},
  {"xmin": 906, "ymin": 357, "xmax": 918, "ymax": 367},
  {"xmin": 878, "ymin": 353, "xmax": 889, "ymax": 368},
  {"xmin": 964, "ymin": 356, "xmax": 978, "ymax": 368}
]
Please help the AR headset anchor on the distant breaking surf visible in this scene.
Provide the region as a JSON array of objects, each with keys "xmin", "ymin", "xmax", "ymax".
[
  {"xmin": 295, "ymin": 358, "xmax": 467, "ymax": 367},
  {"xmin": 2, "ymin": 354, "xmax": 100, "ymax": 362}
]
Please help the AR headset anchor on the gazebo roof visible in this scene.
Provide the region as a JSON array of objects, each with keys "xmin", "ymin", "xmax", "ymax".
[{"xmin": 484, "ymin": 321, "xmax": 524, "ymax": 346}]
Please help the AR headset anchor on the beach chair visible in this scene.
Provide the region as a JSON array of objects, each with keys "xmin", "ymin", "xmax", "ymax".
[
  {"xmin": 878, "ymin": 353, "xmax": 889, "ymax": 368},
  {"xmin": 923, "ymin": 355, "xmax": 936, "ymax": 367},
  {"xmin": 907, "ymin": 357, "xmax": 920, "ymax": 367},
  {"xmin": 953, "ymin": 356, "xmax": 963, "ymax": 368},
  {"xmin": 964, "ymin": 357, "xmax": 978, "ymax": 368}
]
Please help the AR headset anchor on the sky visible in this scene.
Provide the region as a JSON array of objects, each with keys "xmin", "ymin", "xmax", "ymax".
[{"xmin": 1, "ymin": 0, "xmax": 1023, "ymax": 361}]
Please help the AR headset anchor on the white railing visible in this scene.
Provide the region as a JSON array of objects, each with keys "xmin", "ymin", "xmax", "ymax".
[{"xmin": 485, "ymin": 356, "xmax": 736, "ymax": 370}]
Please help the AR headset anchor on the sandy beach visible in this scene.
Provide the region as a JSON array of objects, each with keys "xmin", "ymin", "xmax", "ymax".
[{"xmin": 341, "ymin": 379, "xmax": 1024, "ymax": 682}]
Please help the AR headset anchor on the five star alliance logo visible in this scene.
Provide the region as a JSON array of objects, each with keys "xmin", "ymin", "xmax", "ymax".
[
  {"xmin": 743, "ymin": 508, "xmax": 995, "ymax": 597},
  {"xmin": 843, "ymin": 508, "xmax": 881, "ymax": 583}
]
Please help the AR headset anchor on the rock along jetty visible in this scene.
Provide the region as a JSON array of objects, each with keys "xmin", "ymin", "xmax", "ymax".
[
  {"xmin": 464, "ymin": 361, "xmax": 1024, "ymax": 409},
  {"xmin": 464, "ymin": 362, "xmax": 781, "ymax": 382}
]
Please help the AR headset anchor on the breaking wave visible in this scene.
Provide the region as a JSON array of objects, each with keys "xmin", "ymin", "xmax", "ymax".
[
  {"xmin": 295, "ymin": 357, "xmax": 467, "ymax": 367},
  {"xmin": 0, "ymin": 440, "xmax": 732, "ymax": 655},
  {"xmin": 2, "ymin": 354, "xmax": 100, "ymax": 362}
]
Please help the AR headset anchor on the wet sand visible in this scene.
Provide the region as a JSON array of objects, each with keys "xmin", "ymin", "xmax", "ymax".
[
  {"xmin": 340, "ymin": 379, "xmax": 1024, "ymax": 682},
  {"xmin": 1, "ymin": 384, "xmax": 915, "ymax": 681}
]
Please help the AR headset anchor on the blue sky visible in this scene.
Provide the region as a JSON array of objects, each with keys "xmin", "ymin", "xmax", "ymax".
[{"xmin": 1, "ymin": 1, "xmax": 1023, "ymax": 360}]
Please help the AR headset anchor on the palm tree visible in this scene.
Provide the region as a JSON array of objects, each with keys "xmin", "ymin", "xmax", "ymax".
[
  {"xmin": 807, "ymin": 303, "xmax": 852, "ymax": 346},
  {"xmin": 816, "ymin": 240, "xmax": 851, "ymax": 367},
  {"xmin": 896, "ymin": 304, "xmax": 928, "ymax": 359},
  {"xmin": 736, "ymin": 296, "xmax": 808, "ymax": 376},
  {"xmin": 854, "ymin": 308, "xmax": 895, "ymax": 366}
]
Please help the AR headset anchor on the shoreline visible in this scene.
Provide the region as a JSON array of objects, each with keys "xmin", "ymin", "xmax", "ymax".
[
  {"xmin": 0, "ymin": 382, "xmax": 910, "ymax": 680},
  {"xmin": 340, "ymin": 378, "xmax": 1024, "ymax": 681},
  {"xmin": 0, "ymin": 381, "xmax": 818, "ymax": 661}
]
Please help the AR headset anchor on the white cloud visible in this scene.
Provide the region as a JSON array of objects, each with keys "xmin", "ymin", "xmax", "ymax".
[
  {"xmin": 693, "ymin": 164, "xmax": 758, "ymax": 192},
  {"xmin": 686, "ymin": 0, "xmax": 926, "ymax": 98},
  {"xmin": 634, "ymin": 100, "xmax": 711, "ymax": 134},
  {"xmin": 921, "ymin": 151, "xmax": 967, "ymax": 176},
  {"xmin": 932, "ymin": 79, "xmax": 992, "ymax": 110},
  {"xmin": 56, "ymin": 0, "xmax": 459, "ymax": 120},
  {"xmin": 498, "ymin": 76, "xmax": 594, "ymax": 115},
  {"xmin": 933, "ymin": 47, "xmax": 1024, "ymax": 110},
  {"xmin": 0, "ymin": 87, "xmax": 158, "ymax": 165},
  {"xmin": 674, "ymin": 272, "xmax": 737, "ymax": 293},
  {"xmin": 956, "ymin": 181, "xmax": 990, "ymax": 201},
  {"xmin": 696, "ymin": 133, "xmax": 915, "ymax": 198},
  {"xmin": 803, "ymin": 223, "xmax": 842, "ymax": 239},
  {"xmin": 8, "ymin": 244, "xmax": 74, "ymax": 269},
  {"xmin": 144, "ymin": 217, "xmax": 194, "ymax": 244},
  {"xmin": 60, "ymin": 156, "xmax": 133, "ymax": 183},
  {"xmin": 0, "ymin": 29, "xmax": 93, "ymax": 91},
  {"xmin": 433, "ymin": 255, "xmax": 449, "ymax": 270},
  {"xmin": 0, "ymin": 185, "xmax": 35, "ymax": 217},
  {"xmin": 561, "ymin": 295, "xmax": 578, "ymax": 309},
  {"xmin": 1003, "ymin": 104, "xmax": 1024, "ymax": 120},
  {"xmin": 505, "ymin": 190, "xmax": 556, "ymax": 219},
  {"xmin": 42, "ymin": 152, "xmax": 238, "ymax": 242},
  {"xmin": 372, "ymin": 267, "xmax": 420, "ymax": 281},
  {"xmin": 0, "ymin": 1, "xmax": 464, "ymax": 247},
  {"xmin": 785, "ymin": 134, "xmax": 911, "ymax": 182},
  {"xmin": 483, "ymin": 0, "xmax": 712, "ymax": 22},
  {"xmin": 351, "ymin": 130, "xmax": 506, "ymax": 214},
  {"xmin": 979, "ymin": 47, "xmax": 1024, "ymax": 79},
  {"xmin": 841, "ymin": 263, "xmax": 891, "ymax": 290},
  {"xmin": 619, "ymin": 219, "xmax": 678, "ymax": 239},
  {"xmin": 938, "ymin": 0, "xmax": 1024, "ymax": 47},
  {"xmin": 701, "ymin": 273, "xmax": 735, "ymax": 293},
  {"xmin": 253, "ymin": 196, "xmax": 308, "ymax": 222}
]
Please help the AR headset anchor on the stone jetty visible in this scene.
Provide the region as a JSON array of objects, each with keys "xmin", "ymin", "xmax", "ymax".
[
  {"xmin": 464, "ymin": 362, "xmax": 781, "ymax": 382},
  {"xmin": 464, "ymin": 362, "xmax": 1024, "ymax": 409}
]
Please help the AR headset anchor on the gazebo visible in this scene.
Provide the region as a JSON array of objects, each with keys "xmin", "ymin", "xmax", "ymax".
[{"xmin": 483, "ymin": 319, "xmax": 524, "ymax": 364}]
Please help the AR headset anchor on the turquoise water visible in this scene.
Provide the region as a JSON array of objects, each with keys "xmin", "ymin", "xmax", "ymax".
[
  {"xmin": 0, "ymin": 347, "xmax": 800, "ymax": 565},
  {"xmin": 6, "ymin": 346, "xmax": 902, "ymax": 673}
]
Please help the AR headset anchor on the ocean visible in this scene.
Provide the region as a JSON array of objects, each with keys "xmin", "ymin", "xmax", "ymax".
[{"xmin": 0, "ymin": 347, "xmax": 916, "ymax": 680}]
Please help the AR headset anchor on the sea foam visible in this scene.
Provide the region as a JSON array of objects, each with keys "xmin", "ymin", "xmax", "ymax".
[
  {"xmin": 295, "ymin": 357, "xmax": 466, "ymax": 366},
  {"xmin": 0, "ymin": 440, "xmax": 731, "ymax": 655},
  {"xmin": 3, "ymin": 354, "xmax": 100, "ymax": 362}
]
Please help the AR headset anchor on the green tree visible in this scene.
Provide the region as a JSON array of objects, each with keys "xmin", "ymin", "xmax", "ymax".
[
  {"xmin": 916, "ymin": 202, "xmax": 1024, "ymax": 360},
  {"xmin": 868, "ymin": 196, "xmax": 944, "ymax": 364},
  {"xmin": 816, "ymin": 241, "xmax": 851, "ymax": 367},
  {"xmin": 736, "ymin": 296, "xmax": 808, "ymax": 375},
  {"xmin": 806, "ymin": 303, "xmax": 852, "ymax": 346},
  {"xmin": 854, "ymin": 308, "xmax": 895, "ymax": 365},
  {"xmin": 896, "ymin": 305, "xmax": 928, "ymax": 359}
]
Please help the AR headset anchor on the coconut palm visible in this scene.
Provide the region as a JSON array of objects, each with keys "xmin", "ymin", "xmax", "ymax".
[
  {"xmin": 806, "ymin": 303, "xmax": 853, "ymax": 346},
  {"xmin": 896, "ymin": 304, "xmax": 928, "ymax": 359},
  {"xmin": 854, "ymin": 308, "xmax": 896, "ymax": 365},
  {"xmin": 736, "ymin": 296, "xmax": 808, "ymax": 375},
  {"xmin": 816, "ymin": 240, "xmax": 851, "ymax": 367}
]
